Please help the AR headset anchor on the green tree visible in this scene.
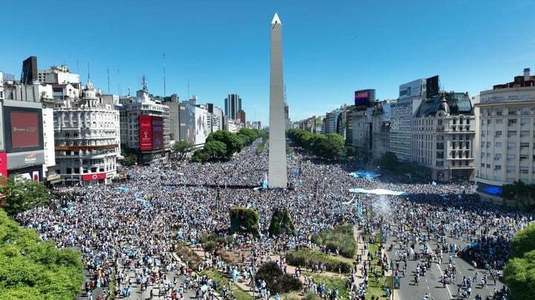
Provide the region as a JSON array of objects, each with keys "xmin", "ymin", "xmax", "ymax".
[
  {"xmin": 0, "ymin": 209, "xmax": 83, "ymax": 299},
  {"xmin": 238, "ymin": 128, "xmax": 260, "ymax": 146},
  {"xmin": 269, "ymin": 208, "xmax": 295, "ymax": 236},
  {"xmin": 229, "ymin": 207, "xmax": 259, "ymax": 236},
  {"xmin": 0, "ymin": 179, "xmax": 50, "ymax": 216},
  {"xmin": 504, "ymin": 250, "xmax": 535, "ymax": 300},
  {"xmin": 255, "ymin": 262, "xmax": 302, "ymax": 294},
  {"xmin": 206, "ymin": 130, "xmax": 243, "ymax": 157},
  {"xmin": 287, "ymin": 129, "xmax": 346, "ymax": 160},
  {"xmin": 511, "ymin": 223, "xmax": 535, "ymax": 259},
  {"xmin": 173, "ymin": 140, "xmax": 192, "ymax": 160},
  {"xmin": 204, "ymin": 140, "xmax": 228, "ymax": 161},
  {"xmin": 503, "ymin": 181, "xmax": 535, "ymax": 208},
  {"xmin": 121, "ymin": 153, "xmax": 137, "ymax": 166},
  {"xmin": 191, "ymin": 149, "xmax": 210, "ymax": 163}
]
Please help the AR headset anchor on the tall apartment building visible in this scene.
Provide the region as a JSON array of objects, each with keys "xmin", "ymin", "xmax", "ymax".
[
  {"xmin": 163, "ymin": 94, "xmax": 180, "ymax": 142},
  {"xmin": 119, "ymin": 81, "xmax": 170, "ymax": 163},
  {"xmin": 390, "ymin": 79, "xmax": 427, "ymax": 161},
  {"xmin": 53, "ymin": 82, "xmax": 120, "ymax": 185},
  {"xmin": 207, "ymin": 103, "xmax": 224, "ymax": 133},
  {"xmin": 351, "ymin": 101, "xmax": 391, "ymax": 160},
  {"xmin": 475, "ymin": 68, "xmax": 535, "ymax": 199},
  {"xmin": 412, "ymin": 92, "xmax": 475, "ymax": 182}
]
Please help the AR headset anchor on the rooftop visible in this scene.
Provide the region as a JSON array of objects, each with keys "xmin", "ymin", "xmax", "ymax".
[{"xmin": 416, "ymin": 92, "xmax": 472, "ymax": 117}]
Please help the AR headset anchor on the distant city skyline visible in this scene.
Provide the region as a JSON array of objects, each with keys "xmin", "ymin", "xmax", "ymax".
[{"xmin": 1, "ymin": 0, "xmax": 535, "ymax": 124}]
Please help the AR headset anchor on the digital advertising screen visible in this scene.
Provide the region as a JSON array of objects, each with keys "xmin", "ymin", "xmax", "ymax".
[
  {"xmin": 354, "ymin": 89, "xmax": 376, "ymax": 109},
  {"xmin": 139, "ymin": 115, "xmax": 153, "ymax": 151},
  {"xmin": 3, "ymin": 107, "xmax": 43, "ymax": 153},
  {"xmin": 151, "ymin": 117, "xmax": 163, "ymax": 150},
  {"xmin": 426, "ymin": 75, "xmax": 440, "ymax": 98}
]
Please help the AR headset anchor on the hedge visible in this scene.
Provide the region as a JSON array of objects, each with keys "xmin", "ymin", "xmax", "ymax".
[{"xmin": 285, "ymin": 248, "xmax": 352, "ymax": 273}]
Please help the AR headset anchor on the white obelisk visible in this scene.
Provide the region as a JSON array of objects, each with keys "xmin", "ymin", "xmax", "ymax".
[{"xmin": 268, "ymin": 13, "xmax": 288, "ymax": 188}]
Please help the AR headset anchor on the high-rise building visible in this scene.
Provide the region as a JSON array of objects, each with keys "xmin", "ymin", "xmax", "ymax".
[
  {"xmin": 237, "ymin": 109, "xmax": 246, "ymax": 124},
  {"xmin": 390, "ymin": 77, "xmax": 438, "ymax": 161},
  {"xmin": 268, "ymin": 13, "xmax": 288, "ymax": 188},
  {"xmin": 475, "ymin": 68, "xmax": 535, "ymax": 200},
  {"xmin": 224, "ymin": 93, "xmax": 242, "ymax": 121},
  {"xmin": 163, "ymin": 94, "xmax": 180, "ymax": 142},
  {"xmin": 207, "ymin": 103, "xmax": 224, "ymax": 133}
]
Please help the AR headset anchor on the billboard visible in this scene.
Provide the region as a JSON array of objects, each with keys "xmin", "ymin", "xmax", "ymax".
[
  {"xmin": 7, "ymin": 150, "xmax": 45, "ymax": 170},
  {"xmin": 426, "ymin": 75, "xmax": 439, "ymax": 98},
  {"xmin": 3, "ymin": 107, "xmax": 43, "ymax": 153},
  {"xmin": 82, "ymin": 172, "xmax": 107, "ymax": 182},
  {"xmin": 139, "ymin": 115, "xmax": 153, "ymax": 151},
  {"xmin": 9, "ymin": 165, "xmax": 41, "ymax": 182},
  {"xmin": 355, "ymin": 89, "xmax": 376, "ymax": 109},
  {"xmin": 152, "ymin": 117, "xmax": 163, "ymax": 150},
  {"xmin": 139, "ymin": 115, "xmax": 164, "ymax": 151}
]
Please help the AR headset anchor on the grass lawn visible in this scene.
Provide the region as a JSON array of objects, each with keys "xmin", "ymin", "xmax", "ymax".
[
  {"xmin": 365, "ymin": 234, "xmax": 389, "ymax": 300},
  {"xmin": 313, "ymin": 224, "xmax": 356, "ymax": 258},
  {"xmin": 200, "ymin": 268, "xmax": 252, "ymax": 300},
  {"xmin": 305, "ymin": 272, "xmax": 349, "ymax": 299}
]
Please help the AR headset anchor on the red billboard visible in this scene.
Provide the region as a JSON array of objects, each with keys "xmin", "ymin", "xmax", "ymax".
[
  {"xmin": 0, "ymin": 152, "xmax": 8, "ymax": 178},
  {"xmin": 82, "ymin": 172, "xmax": 107, "ymax": 182},
  {"xmin": 139, "ymin": 115, "xmax": 153, "ymax": 151}
]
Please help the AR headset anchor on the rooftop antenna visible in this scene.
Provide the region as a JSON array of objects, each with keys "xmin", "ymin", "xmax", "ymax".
[
  {"xmin": 107, "ymin": 68, "xmax": 111, "ymax": 93},
  {"xmin": 142, "ymin": 75, "xmax": 148, "ymax": 91},
  {"xmin": 163, "ymin": 52, "xmax": 167, "ymax": 97},
  {"xmin": 87, "ymin": 62, "xmax": 91, "ymax": 82},
  {"xmin": 116, "ymin": 68, "xmax": 121, "ymax": 95}
]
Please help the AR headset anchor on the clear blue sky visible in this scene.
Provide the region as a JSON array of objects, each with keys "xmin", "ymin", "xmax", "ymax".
[{"xmin": 2, "ymin": 0, "xmax": 535, "ymax": 124}]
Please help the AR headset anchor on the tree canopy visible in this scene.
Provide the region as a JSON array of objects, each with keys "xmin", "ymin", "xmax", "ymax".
[
  {"xmin": 268, "ymin": 208, "xmax": 295, "ymax": 236},
  {"xmin": 172, "ymin": 140, "xmax": 193, "ymax": 160},
  {"xmin": 229, "ymin": 207, "xmax": 259, "ymax": 236},
  {"xmin": 287, "ymin": 129, "xmax": 347, "ymax": 160},
  {"xmin": 0, "ymin": 209, "xmax": 84, "ymax": 299},
  {"xmin": 504, "ymin": 223, "xmax": 535, "ymax": 300},
  {"xmin": 0, "ymin": 178, "xmax": 50, "ymax": 216},
  {"xmin": 206, "ymin": 130, "xmax": 244, "ymax": 157},
  {"xmin": 193, "ymin": 129, "xmax": 264, "ymax": 163}
]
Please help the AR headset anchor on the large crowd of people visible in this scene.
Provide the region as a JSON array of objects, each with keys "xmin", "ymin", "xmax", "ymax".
[{"xmin": 16, "ymin": 140, "xmax": 533, "ymax": 299}]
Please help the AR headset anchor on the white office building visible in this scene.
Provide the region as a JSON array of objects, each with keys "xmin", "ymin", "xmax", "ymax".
[{"xmin": 475, "ymin": 68, "xmax": 535, "ymax": 200}]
